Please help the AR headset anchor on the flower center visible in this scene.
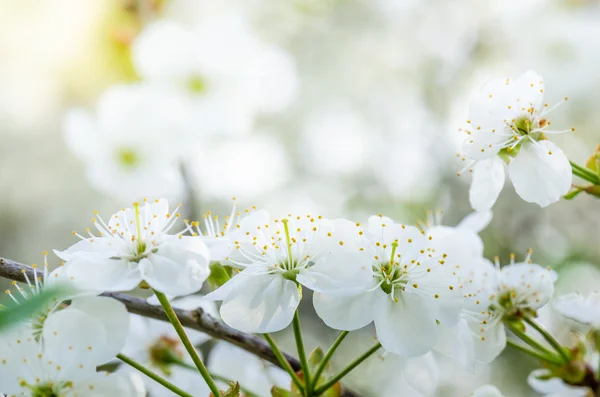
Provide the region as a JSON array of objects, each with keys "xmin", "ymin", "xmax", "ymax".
[
  {"xmin": 489, "ymin": 289, "xmax": 536, "ymax": 320},
  {"xmin": 22, "ymin": 381, "xmax": 72, "ymax": 397},
  {"xmin": 187, "ymin": 76, "xmax": 207, "ymax": 94},
  {"xmin": 116, "ymin": 148, "xmax": 139, "ymax": 169},
  {"xmin": 373, "ymin": 243, "xmax": 408, "ymax": 300}
]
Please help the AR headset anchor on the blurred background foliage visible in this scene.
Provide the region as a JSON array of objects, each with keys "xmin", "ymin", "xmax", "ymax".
[{"xmin": 1, "ymin": 0, "xmax": 599, "ymax": 395}]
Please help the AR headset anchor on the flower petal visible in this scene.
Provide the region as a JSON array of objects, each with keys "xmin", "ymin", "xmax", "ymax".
[
  {"xmin": 219, "ymin": 273, "xmax": 300, "ymax": 333},
  {"xmin": 43, "ymin": 308, "xmax": 108, "ymax": 374},
  {"xmin": 143, "ymin": 236, "xmax": 210, "ymax": 296},
  {"xmin": 469, "ymin": 157, "xmax": 505, "ymax": 212},
  {"xmin": 374, "ymin": 292, "xmax": 438, "ymax": 356},
  {"xmin": 297, "ymin": 252, "xmax": 373, "ymax": 295},
  {"xmin": 508, "ymin": 140, "xmax": 571, "ymax": 207},
  {"xmin": 76, "ymin": 372, "xmax": 147, "ymax": 397},
  {"xmin": 68, "ymin": 297, "xmax": 130, "ymax": 364},
  {"xmin": 456, "ymin": 210, "xmax": 493, "ymax": 233},
  {"xmin": 65, "ymin": 254, "xmax": 142, "ymax": 292},
  {"xmin": 313, "ymin": 289, "xmax": 380, "ymax": 331}
]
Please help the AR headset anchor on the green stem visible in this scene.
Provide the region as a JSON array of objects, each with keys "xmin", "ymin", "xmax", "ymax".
[
  {"xmin": 524, "ymin": 317, "xmax": 570, "ymax": 363},
  {"xmin": 154, "ymin": 290, "xmax": 222, "ymax": 397},
  {"xmin": 311, "ymin": 331, "xmax": 349, "ymax": 390},
  {"xmin": 117, "ymin": 354, "xmax": 193, "ymax": 397},
  {"xmin": 264, "ymin": 333, "xmax": 305, "ymax": 392},
  {"xmin": 313, "ymin": 342, "xmax": 382, "ymax": 397},
  {"xmin": 506, "ymin": 340, "xmax": 564, "ymax": 365},
  {"xmin": 506, "ymin": 323, "xmax": 559, "ymax": 360},
  {"xmin": 292, "ymin": 311, "xmax": 311, "ymax": 395},
  {"xmin": 570, "ymin": 161, "xmax": 600, "ymax": 184}
]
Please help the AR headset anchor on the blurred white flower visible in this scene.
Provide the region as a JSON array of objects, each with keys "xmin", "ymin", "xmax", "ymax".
[
  {"xmin": 57, "ymin": 199, "xmax": 210, "ymax": 296},
  {"xmin": 470, "ymin": 384, "xmax": 504, "ymax": 397},
  {"xmin": 309, "ymin": 215, "xmax": 481, "ymax": 356},
  {"xmin": 0, "ymin": 305, "xmax": 142, "ymax": 397},
  {"xmin": 205, "ymin": 209, "xmax": 337, "ymax": 333},
  {"xmin": 132, "ymin": 15, "xmax": 298, "ymax": 137},
  {"xmin": 120, "ymin": 295, "xmax": 216, "ymax": 397},
  {"xmin": 209, "ymin": 341, "xmax": 291, "ymax": 395},
  {"xmin": 188, "ymin": 135, "xmax": 291, "ymax": 200},
  {"xmin": 63, "ymin": 83, "xmax": 189, "ymax": 201},
  {"xmin": 528, "ymin": 369, "xmax": 591, "ymax": 397},
  {"xmin": 340, "ymin": 334, "xmax": 440, "ymax": 397},
  {"xmin": 301, "ymin": 106, "xmax": 371, "ymax": 176},
  {"xmin": 460, "ymin": 71, "xmax": 573, "ymax": 210},
  {"xmin": 554, "ymin": 292, "xmax": 600, "ymax": 327}
]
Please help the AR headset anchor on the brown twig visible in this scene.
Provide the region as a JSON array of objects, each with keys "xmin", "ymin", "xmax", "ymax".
[{"xmin": 0, "ymin": 257, "xmax": 363, "ymax": 397}]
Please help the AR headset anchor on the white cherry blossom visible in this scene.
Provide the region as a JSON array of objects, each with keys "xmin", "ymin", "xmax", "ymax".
[
  {"xmin": 63, "ymin": 83, "xmax": 190, "ymax": 201},
  {"xmin": 205, "ymin": 209, "xmax": 337, "ymax": 333},
  {"xmin": 460, "ymin": 253, "xmax": 557, "ymax": 364},
  {"xmin": 57, "ymin": 199, "xmax": 210, "ymax": 297},
  {"xmin": 460, "ymin": 71, "xmax": 573, "ymax": 210},
  {"xmin": 0, "ymin": 304, "xmax": 141, "ymax": 397},
  {"xmin": 2, "ymin": 254, "xmax": 128, "ymax": 362},
  {"xmin": 131, "ymin": 14, "xmax": 298, "ymax": 138},
  {"xmin": 308, "ymin": 215, "xmax": 482, "ymax": 356}
]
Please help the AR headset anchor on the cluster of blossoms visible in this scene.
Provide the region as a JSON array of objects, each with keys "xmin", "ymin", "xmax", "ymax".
[{"xmin": 2, "ymin": 191, "xmax": 588, "ymax": 397}]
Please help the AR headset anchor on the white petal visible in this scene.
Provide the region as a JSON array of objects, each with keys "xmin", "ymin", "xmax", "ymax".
[
  {"xmin": 76, "ymin": 372, "xmax": 147, "ymax": 397},
  {"xmin": 143, "ymin": 236, "xmax": 210, "ymax": 296},
  {"xmin": 528, "ymin": 369, "xmax": 590, "ymax": 396},
  {"xmin": 201, "ymin": 236, "xmax": 232, "ymax": 262},
  {"xmin": 513, "ymin": 70, "xmax": 544, "ymax": 111},
  {"xmin": 554, "ymin": 292, "xmax": 600, "ymax": 326},
  {"xmin": 131, "ymin": 20, "xmax": 195, "ymax": 81},
  {"xmin": 435, "ymin": 320, "xmax": 477, "ymax": 372},
  {"xmin": 65, "ymin": 254, "xmax": 141, "ymax": 292},
  {"xmin": 313, "ymin": 289, "xmax": 380, "ymax": 331},
  {"xmin": 297, "ymin": 252, "xmax": 373, "ymax": 295},
  {"xmin": 508, "ymin": 140, "xmax": 571, "ymax": 207},
  {"xmin": 470, "ymin": 321, "xmax": 507, "ymax": 363},
  {"xmin": 402, "ymin": 353, "xmax": 439, "ymax": 396},
  {"xmin": 457, "ymin": 210, "xmax": 493, "ymax": 233},
  {"xmin": 471, "ymin": 385, "xmax": 505, "ymax": 397},
  {"xmin": 374, "ymin": 292, "xmax": 438, "ymax": 356},
  {"xmin": 43, "ymin": 308, "xmax": 108, "ymax": 374},
  {"xmin": 469, "ymin": 157, "xmax": 505, "ymax": 212},
  {"xmin": 68, "ymin": 297, "xmax": 130, "ymax": 364},
  {"xmin": 209, "ymin": 341, "xmax": 289, "ymax": 396},
  {"xmin": 219, "ymin": 273, "xmax": 300, "ymax": 333}
]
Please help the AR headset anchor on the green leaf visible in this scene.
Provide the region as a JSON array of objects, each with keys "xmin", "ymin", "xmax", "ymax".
[
  {"xmin": 0, "ymin": 287, "xmax": 62, "ymax": 332},
  {"xmin": 207, "ymin": 263, "xmax": 232, "ymax": 289}
]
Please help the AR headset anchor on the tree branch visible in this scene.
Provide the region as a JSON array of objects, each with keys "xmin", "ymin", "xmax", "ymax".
[{"xmin": 0, "ymin": 257, "xmax": 363, "ymax": 397}]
